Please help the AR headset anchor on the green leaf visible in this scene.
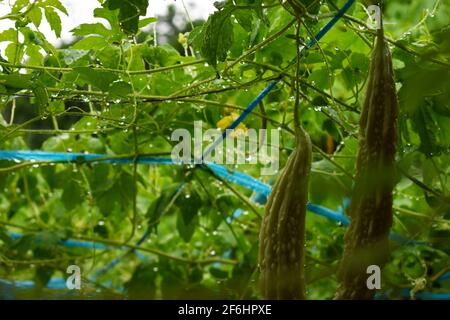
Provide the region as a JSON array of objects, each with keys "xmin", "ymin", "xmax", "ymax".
[
  {"xmin": 44, "ymin": 0, "xmax": 68, "ymax": 15},
  {"xmin": 139, "ymin": 17, "xmax": 157, "ymax": 29},
  {"xmin": 71, "ymin": 23, "xmax": 113, "ymax": 38},
  {"xmin": 25, "ymin": 44, "xmax": 44, "ymax": 66},
  {"xmin": 32, "ymin": 83, "xmax": 49, "ymax": 115},
  {"xmin": 104, "ymin": 0, "xmax": 149, "ymax": 35},
  {"xmin": 0, "ymin": 227, "xmax": 12, "ymax": 246},
  {"xmin": 229, "ymin": 244, "xmax": 258, "ymax": 295},
  {"xmin": 12, "ymin": 231, "xmax": 60, "ymax": 262},
  {"xmin": 90, "ymin": 164, "xmax": 113, "ymax": 193},
  {"xmin": 109, "ymin": 81, "xmax": 133, "ymax": 98},
  {"xmin": 176, "ymin": 210, "xmax": 198, "ymax": 242},
  {"xmin": 33, "ymin": 231, "xmax": 60, "ymax": 257},
  {"xmin": 200, "ymin": 7, "xmax": 234, "ymax": 68},
  {"xmin": 234, "ymin": 9, "xmax": 253, "ymax": 32},
  {"xmin": 12, "ymin": 0, "xmax": 29, "ymax": 13},
  {"xmin": 174, "ymin": 187, "xmax": 202, "ymax": 242},
  {"xmin": 97, "ymin": 45, "xmax": 122, "ymax": 68},
  {"xmin": 27, "ymin": 6, "xmax": 43, "ymax": 28},
  {"xmin": 0, "ymin": 74, "xmax": 32, "ymax": 92},
  {"xmin": 94, "ymin": 224, "xmax": 109, "ymax": 238},
  {"xmin": 44, "ymin": 7, "xmax": 62, "ymax": 37},
  {"xmin": 141, "ymin": 44, "xmax": 181, "ymax": 67},
  {"xmin": 96, "ymin": 186, "xmax": 120, "ymax": 216},
  {"xmin": 72, "ymin": 36, "xmax": 109, "ymax": 50},
  {"xmin": 175, "ymin": 188, "xmax": 202, "ymax": 225},
  {"xmin": 125, "ymin": 262, "xmax": 157, "ymax": 299},
  {"xmin": 119, "ymin": 171, "xmax": 135, "ymax": 203},
  {"xmin": 411, "ymin": 105, "xmax": 440, "ymax": 157},
  {"xmin": 47, "ymin": 100, "xmax": 65, "ymax": 113},
  {"xmin": 432, "ymin": 91, "xmax": 450, "ymax": 117},
  {"xmin": 308, "ymin": 67, "xmax": 332, "ymax": 90},
  {"xmin": 396, "ymin": 51, "xmax": 450, "ymax": 116},
  {"xmin": 188, "ymin": 26, "xmax": 203, "ymax": 48},
  {"xmin": 5, "ymin": 42, "xmax": 24, "ymax": 64},
  {"xmin": 35, "ymin": 267, "xmax": 54, "ymax": 289},
  {"xmin": 188, "ymin": 267, "xmax": 203, "ymax": 283},
  {"xmin": 93, "ymin": 7, "xmax": 121, "ymax": 33},
  {"xmin": 21, "ymin": 27, "xmax": 44, "ymax": 46},
  {"xmin": 243, "ymin": 0, "xmax": 269, "ymax": 27},
  {"xmin": 0, "ymin": 29, "xmax": 18, "ymax": 43},
  {"xmin": 60, "ymin": 49, "xmax": 89, "ymax": 65},
  {"xmin": 73, "ymin": 67, "xmax": 119, "ymax": 92},
  {"xmin": 146, "ymin": 186, "xmax": 178, "ymax": 231},
  {"xmin": 62, "ymin": 179, "xmax": 84, "ymax": 210},
  {"xmin": 209, "ymin": 266, "xmax": 229, "ymax": 279}
]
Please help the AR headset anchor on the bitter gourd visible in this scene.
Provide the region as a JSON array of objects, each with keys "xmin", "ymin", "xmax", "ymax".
[
  {"xmin": 259, "ymin": 127, "xmax": 312, "ymax": 300},
  {"xmin": 335, "ymin": 24, "xmax": 399, "ymax": 300}
]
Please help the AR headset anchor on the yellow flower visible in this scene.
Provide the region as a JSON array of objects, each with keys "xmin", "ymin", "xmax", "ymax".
[
  {"xmin": 178, "ymin": 33, "xmax": 188, "ymax": 48},
  {"xmin": 216, "ymin": 113, "xmax": 248, "ymax": 137}
]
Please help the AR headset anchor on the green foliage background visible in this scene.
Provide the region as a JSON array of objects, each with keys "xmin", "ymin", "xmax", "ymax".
[{"xmin": 0, "ymin": 0, "xmax": 449, "ymax": 299}]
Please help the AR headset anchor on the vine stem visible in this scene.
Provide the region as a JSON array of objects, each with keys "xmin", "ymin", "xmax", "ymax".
[
  {"xmin": 201, "ymin": 165, "xmax": 262, "ymax": 220},
  {"xmin": 0, "ymin": 59, "xmax": 206, "ymax": 75},
  {"xmin": 293, "ymin": 20, "xmax": 301, "ymax": 130},
  {"xmin": 181, "ymin": 0, "xmax": 195, "ymax": 30},
  {"xmin": 2, "ymin": 74, "xmax": 278, "ymax": 103},
  {"xmin": 0, "ymin": 152, "xmax": 173, "ymax": 174},
  {"xmin": 223, "ymin": 18, "xmax": 296, "ymax": 74},
  {"xmin": 341, "ymin": 14, "xmax": 450, "ymax": 67},
  {"xmin": 0, "ymin": 220, "xmax": 237, "ymax": 265},
  {"xmin": 8, "ymin": 98, "xmax": 16, "ymax": 125},
  {"xmin": 239, "ymin": 59, "xmax": 358, "ymax": 112},
  {"xmin": 0, "ymin": 252, "xmax": 107, "ymax": 266},
  {"xmin": 431, "ymin": 264, "xmax": 450, "ymax": 283},
  {"xmin": 194, "ymin": 172, "xmax": 247, "ymax": 252},
  {"xmin": 312, "ymin": 145, "xmax": 355, "ymax": 181},
  {"xmin": 394, "ymin": 206, "xmax": 449, "ymax": 225},
  {"xmin": 122, "ymin": 38, "xmax": 140, "ymax": 244}
]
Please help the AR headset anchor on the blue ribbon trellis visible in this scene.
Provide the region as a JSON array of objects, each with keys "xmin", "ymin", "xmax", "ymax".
[{"xmin": 1, "ymin": 0, "xmax": 448, "ymax": 299}]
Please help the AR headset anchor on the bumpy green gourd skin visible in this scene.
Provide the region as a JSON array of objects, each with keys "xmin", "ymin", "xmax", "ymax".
[
  {"xmin": 335, "ymin": 28, "xmax": 399, "ymax": 300},
  {"xmin": 259, "ymin": 127, "xmax": 312, "ymax": 300}
]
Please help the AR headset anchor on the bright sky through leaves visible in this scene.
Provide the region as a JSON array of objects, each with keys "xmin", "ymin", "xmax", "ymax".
[{"xmin": 0, "ymin": 0, "xmax": 216, "ymax": 50}]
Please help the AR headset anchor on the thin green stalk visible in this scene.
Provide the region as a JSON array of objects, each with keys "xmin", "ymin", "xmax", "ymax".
[
  {"xmin": 0, "ymin": 219, "xmax": 237, "ymax": 265},
  {"xmin": 0, "ymin": 59, "xmax": 206, "ymax": 75},
  {"xmin": 223, "ymin": 19, "xmax": 296, "ymax": 73}
]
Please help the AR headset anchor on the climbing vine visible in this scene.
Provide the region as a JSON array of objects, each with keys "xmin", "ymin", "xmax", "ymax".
[{"xmin": 0, "ymin": 0, "xmax": 449, "ymax": 300}]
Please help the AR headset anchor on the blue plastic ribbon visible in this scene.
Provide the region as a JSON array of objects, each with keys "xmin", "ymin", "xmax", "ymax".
[
  {"xmin": 8, "ymin": 231, "xmax": 111, "ymax": 250},
  {"xmin": 0, "ymin": 150, "xmax": 350, "ymax": 223},
  {"xmin": 0, "ymin": 150, "xmax": 175, "ymax": 165},
  {"xmin": 400, "ymin": 289, "xmax": 450, "ymax": 300}
]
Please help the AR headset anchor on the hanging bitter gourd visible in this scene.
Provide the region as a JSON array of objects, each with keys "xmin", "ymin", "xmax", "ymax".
[
  {"xmin": 335, "ymin": 23, "xmax": 399, "ymax": 300},
  {"xmin": 259, "ymin": 126, "xmax": 312, "ymax": 299}
]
